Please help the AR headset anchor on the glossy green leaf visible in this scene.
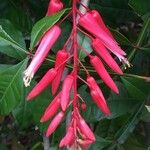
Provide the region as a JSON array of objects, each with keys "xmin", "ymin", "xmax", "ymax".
[
  {"xmin": 121, "ymin": 76, "xmax": 150, "ymax": 100},
  {"xmin": 129, "ymin": 0, "xmax": 150, "ymax": 16},
  {"xmin": 30, "ymin": 9, "xmax": 69, "ymax": 49},
  {"xmin": 0, "ymin": 59, "xmax": 28, "ymax": 115},
  {"xmin": 0, "ymin": 19, "xmax": 27, "ymax": 60}
]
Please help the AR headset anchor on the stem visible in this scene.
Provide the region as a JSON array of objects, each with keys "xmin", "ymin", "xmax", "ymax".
[
  {"xmin": 72, "ymin": 0, "xmax": 78, "ymax": 109},
  {"xmin": 43, "ymin": 134, "xmax": 50, "ymax": 150},
  {"xmin": 128, "ymin": 17, "xmax": 150, "ymax": 62}
]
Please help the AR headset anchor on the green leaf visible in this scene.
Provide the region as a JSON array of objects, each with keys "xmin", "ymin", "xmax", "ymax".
[
  {"xmin": 30, "ymin": 87, "xmax": 53, "ymax": 132},
  {"xmin": 0, "ymin": 19, "xmax": 27, "ymax": 60},
  {"xmin": 121, "ymin": 76, "xmax": 150, "ymax": 100},
  {"xmin": 129, "ymin": 0, "xmax": 150, "ymax": 16},
  {"xmin": 78, "ymin": 32, "xmax": 93, "ymax": 61},
  {"xmin": 88, "ymin": 136, "xmax": 112, "ymax": 150},
  {"xmin": 115, "ymin": 103, "xmax": 144, "ymax": 144},
  {"xmin": 110, "ymin": 28, "xmax": 132, "ymax": 46},
  {"xmin": 30, "ymin": 9, "xmax": 69, "ymax": 49},
  {"xmin": 12, "ymin": 85, "xmax": 33, "ymax": 128},
  {"xmin": 0, "ymin": 64, "xmax": 13, "ymax": 73},
  {"xmin": 108, "ymin": 82, "xmax": 138, "ymax": 119},
  {"xmin": 0, "ymin": 59, "xmax": 28, "ymax": 115}
]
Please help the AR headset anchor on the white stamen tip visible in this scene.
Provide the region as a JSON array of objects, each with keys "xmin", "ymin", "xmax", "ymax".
[{"xmin": 23, "ymin": 70, "xmax": 34, "ymax": 87}]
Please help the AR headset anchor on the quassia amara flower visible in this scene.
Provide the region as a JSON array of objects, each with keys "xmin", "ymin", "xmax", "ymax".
[
  {"xmin": 52, "ymin": 49, "xmax": 68, "ymax": 95},
  {"xmin": 23, "ymin": 25, "xmax": 61, "ymax": 87},
  {"xmin": 24, "ymin": 0, "xmax": 131, "ymax": 148},
  {"xmin": 46, "ymin": 0, "xmax": 63, "ymax": 16}
]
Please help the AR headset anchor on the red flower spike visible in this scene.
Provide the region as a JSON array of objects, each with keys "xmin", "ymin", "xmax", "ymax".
[
  {"xmin": 90, "ymin": 10, "xmax": 115, "ymax": 41},
  {"xmin": 60, "ymin": 74, "xmax": 74, "ymax": 111},
  {"xmin": 52, "ymin": 50, "xmax": 69, "ymax": 95},
  {"xmin": 40, "ymin": 92, "xmax": 61, "ymax": 123},
  {"xmin": 46, "ymin": 0, "xmax": 63, "ymax": 16},
  {"xmin": 92, "ymin": 38, "xmax": 123, "ymax": 75},
  {"xmin": 78, "ymin": 116, "xmax": 95, "ymax": 141},
  {"xmin": 27, "ymin": 68, "xmax": 57, "ymax": 100},
  {"xmin": 59, "ymin": 126, "xmax": 74, "ymax": 148},
  {"xmin": 90, "ymin": 55, "xmax": 119, "ymax": 94},
  {"xmin": 90, "ymin": 90, "xmax": 111, "ymax": 115},
  {"xmin": 46, "ymin": 111, "xmax": 64, "ymax": 137},
  {"xmin": 78, "ymin": 12, "xmax": 126, "ymax": 56},
  {"xmin": 78, "ymin": 139, "xmax": 94, "ymax": 148},
  {"xmin": 23, "ymin": 25, "xmax": 61, "ymax": 87}
]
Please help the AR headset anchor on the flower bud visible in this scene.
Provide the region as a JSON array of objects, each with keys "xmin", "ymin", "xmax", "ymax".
[
  {"xmin": 40, "ymin": 92, "xmax": 61, "ymax": 122},
  {"xmin": 78, "ymin": 12, "xmax": 126, "ymax": 56},
  {"xmin": 78, "ymin": 116, "xmax": 95, "ymax": 141},
  {"xmin": 46, "ymin": 111, "xmax": 64, "ymax": 137},
  {"xmin": 60, "ymin": 74, "xmax": 74, "ymax": 111},
  {"xmin": 92, "ymin": 38, "xmax": 123, "ymax": 75},
  {"xmin": 90, "ymin": 90, "xmax": 111, "ymax": 115},
  {"xmin": 27, "ymin": 68, "xmax": 57, "ymax": 100},
  {"xmin": 52, "ymin": 50, "xmax": 68, "ymax": 95},
  {"xmin": 90, "ymin": 10, "xmax": 115, "ymax": 40},
  {"xmin": 90, "ymin": 55, "xmax": 119, "ymax": 94},
  {"xmin": 59, "ymin": 126, "xmax": 74, "ymax": 147},
  {"xmin": 46, "ymin": 0, "xmax": 63, "ymax": 16}
]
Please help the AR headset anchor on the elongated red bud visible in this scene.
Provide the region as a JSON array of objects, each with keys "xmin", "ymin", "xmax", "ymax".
[
  {"xmin": 46, "ymin": 111, "xmax": 64, "ymax": 137},
  {"xmin": 92, "ymin": 38, "xmax": 123, "ymax": 75},
  {"xmin": 87, "ymin": 76, "xmax": 106, "ymax": 102},
  {"xmin": 78, "ymin": 12, "xmax": 126, "ymax": 56},
  {"xmin": 40, "ymin": 92, "xmax": 61, "ymax": 122},
  {"xmin": 23, "ymin": 25, "xmax": 61, "ymax": 87},
  {"xmin": 78, "ymin": 117, "xmax": 95, "ymax": 141},
  {"xmin": 90, "ymin": 55, "xmax": 119, "ymax": 94},
  {"xmin": 90, "ymin": 10, "xmax": 115, "ymax": 40},
  {"xmin": 27, "ymin": 68, "xmax": 57, "ymax": 100},
  {"xmin": 78, "ymin": 139, "xmax": 94, "ymax": 148},
  {"xmin": 46, "ymin": 0, "xmax": 63, "ymax": 16},
  {"xmin": 52, "ymin": 50, "xmax": 68, "ymax": 95},
  {"xmin": 60, "ymin": 74, "xmax": 74, "ymax": 111},
  {"xmin": 59, "ymin": 126, "xmax": 74, "ymax": 148},
  {"xmin": 90, "ymin": 90, "xmax": 111, "ymax": 115}
]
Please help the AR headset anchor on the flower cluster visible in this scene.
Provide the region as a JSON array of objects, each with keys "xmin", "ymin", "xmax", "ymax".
[{"xmin": 23, "ymin": 0, "xmax": 130, "ymax": 149}]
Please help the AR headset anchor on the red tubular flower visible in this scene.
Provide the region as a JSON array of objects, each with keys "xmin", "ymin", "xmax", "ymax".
[
  {"xmin": 60, "ymin": 74, "xmax": 74, "ymax": 111},
  {"xmin": 59, "ymin": 126, "xmax": 74, "ymax": 148},
  {"xmin": 23, "ymin": 25, "xmax": 61, "ymax": 87},
  {"xmin": 52, "ymin": 49, "xmax": 69, "ymax": 95},
  {"xmin": 89, "ymin": 55, "xmax": 119, "ymax": 94},
  {"xmin": 46, "ymin": 0, "xmax": 63, "ymax": 16},
  {"xmin": 78, "ymin": 116, "xmax": 95, "ymax": 141},
  {"xmin": 78, "ymin": 12, "xmax": 126, "ymax": 56},
  {"xmin": 46, "ymin": 111, "xmax": 64, "ymax": 137},
  {"xmin": 40, "ymin": 92, "xmax": 61, "ymax": 122},
  {"xmin": 78, "ymin": 139, "xmax": 94, "ymax": 148},
  {"xmin": 87, "ymin": 76, "xmax": 106, "ymax": 102},
  {"xmin": 90, "ymin": 10, "xmax": 115, "ymax": 40},
  {"xmin": 27, "ymin": 68, "xmax": 57, "ymax": 100},
  {"xmin": 92, "ymin": 38, "xmax": 123, "ymax": 75},
  {"xmin": 90, "ymin": 90, "xmax": 111, "ymax": 115}
]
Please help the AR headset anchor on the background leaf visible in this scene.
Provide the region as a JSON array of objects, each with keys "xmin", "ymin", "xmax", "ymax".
[
  {"xmin": 0, "ymin": 59, "xmax": 28, "ymax": 115},
  {"xmin": 30, "ymin": 9, "xmax": 69, "ymax": 49}
]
